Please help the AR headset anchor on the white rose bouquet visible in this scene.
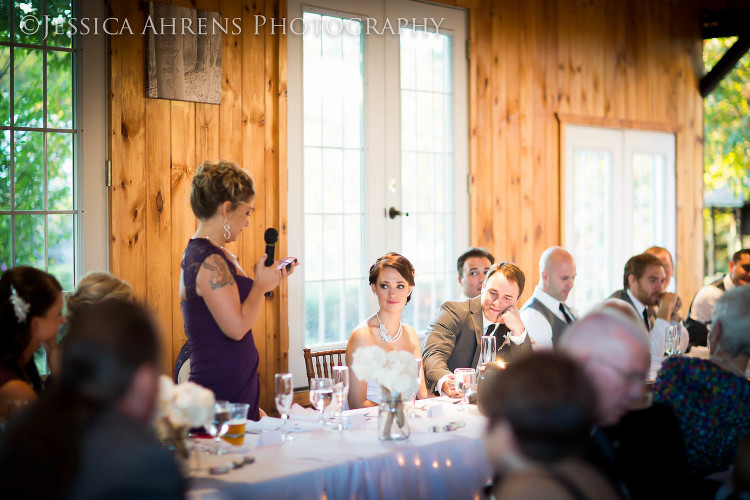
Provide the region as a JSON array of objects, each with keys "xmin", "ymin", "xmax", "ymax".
[
  {"xmin": 351, "ymin": 345, "xmax": 419, "ymax": 440},
  {"xmin": 155, "ymin": 375, "xmax": 215, "ymax": 456}
]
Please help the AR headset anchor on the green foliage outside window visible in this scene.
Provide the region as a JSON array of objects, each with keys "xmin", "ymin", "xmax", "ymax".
[
  {"xmin": 0, "ymin": 0, "xmax": 75, "ymax": 291},
  {"xmin": 703, "ymin": 38, "xmax": 750, "ymax": 199}
]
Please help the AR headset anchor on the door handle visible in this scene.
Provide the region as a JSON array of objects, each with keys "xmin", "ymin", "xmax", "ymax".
[{"xmin": 387, "ymin": 207, "xmax": 409, "ymax": 219}]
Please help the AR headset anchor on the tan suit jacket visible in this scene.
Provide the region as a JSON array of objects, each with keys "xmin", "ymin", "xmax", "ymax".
[{"xmin": 421, "ymin": 297, "xmax": 531, "ymax": 391}]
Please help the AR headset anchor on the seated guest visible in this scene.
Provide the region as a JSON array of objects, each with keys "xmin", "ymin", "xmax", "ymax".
[
  {"xmin": 686, "ymin": 248, "xmax": 750, "ymax": 347},
  {"xmin": 38, "ymin": 271, "xmax": 133, "ymax": 378},
  {"xmin": 482, "ymin": 352, "xmax": 619, "ymax": 500},
  {"xmin": 0, "ymin": 299, "xmax": 184, "ymax": 499},
  {"xmin": 520, "ymin": 246, "xmax": 577, "ymax": 349},
  {"xmin": 559, "ymin": 309, "xmax": 693, "ymax": 499},
  {"xmin": 65, "ymin": 271, "xmax": 133, "ymax": 323},
  {"xmin": 608, "ymin": 253, "xmax": 688, "ymax": 374},
  {"xmin": 456, "ymin": 247, "xmax": 494, "ymax": 299},
  {"xmin": 653, "ymin": 285, "xmax": 750, "ymax": 478},
  {"xmin": 644, "ymin": 245, "xmax": 675, "ymax": 291},
  {"xmin": 346, "ymin": 253, "xmax": 429, "ymax": 408},
  {"xmin": 0, "ymin": 266, "xmax": 64, "ymax": 421},
  {"xmin": 423, "ymin": 261, "xmax": 532, "ymax": 396}
]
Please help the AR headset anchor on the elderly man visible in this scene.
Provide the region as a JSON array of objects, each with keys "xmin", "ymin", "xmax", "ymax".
[
  {"xmin": 686, "ymin": 248, "xmax": 750, "ymax": 347},
  {"xmin": 423, "ymin": 261, "xmax": 532, "ymax": 396},
  {"xmin": 520, "ymin": 246, "xmax": 577, "ymax": 349},
  {"xmin": 608, "ymin": 253, "xmax": 688, "ymax": 375},
  {"xmin": 559, "ymin": 310, "xmax": 691, "ymax": 499},
  {"xmin": 456, "ymin": 247, "xmax": 494, "ymax": 299}
]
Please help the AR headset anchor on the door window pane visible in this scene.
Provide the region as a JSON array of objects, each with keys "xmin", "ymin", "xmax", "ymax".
[
  {"xmin": 568, "ymin": 149, "xmax": 612, "ymax": 313},
  {"xmin": 302, "ymin": 12, "xmax": 364, "ymax": 346},
  {"xmin": 399, "ymin": 27, "xmax": 454, "ymax": 332}
]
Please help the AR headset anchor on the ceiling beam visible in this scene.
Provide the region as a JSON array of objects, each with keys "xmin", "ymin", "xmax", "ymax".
[{"xmin": 700, "ymin": 34, "xmax": 750, "ymax": 97}]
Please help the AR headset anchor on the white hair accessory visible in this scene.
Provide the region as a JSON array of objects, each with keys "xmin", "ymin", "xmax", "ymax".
[{"xmin": 9, "ymin": 285, "xmax": 30, "ymax": 323}]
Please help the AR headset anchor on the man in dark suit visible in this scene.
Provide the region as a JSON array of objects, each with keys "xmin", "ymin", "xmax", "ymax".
[
  {"xmin": 422, "ymin": 261, "xmax": 532, "ymax": 396},
  {"xmin": 608, "ymin": 252, "xmax": 687, "ymax": 372},
  {"xmin": 559, "ymin": 309, "xmax": 693, "ymax": 499}
]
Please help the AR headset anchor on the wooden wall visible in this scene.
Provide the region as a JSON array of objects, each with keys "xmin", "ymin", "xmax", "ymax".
[
  {"xmin": 109, "ymin": 0, "xmax": 288, "ymax": 412},
  {"xmin": 109, "ymin": 0, "xmax": 704, "ymax": 407},
  {"xmin": 450, "ymin": 0, "xmax": 704, "ymax": 306}
]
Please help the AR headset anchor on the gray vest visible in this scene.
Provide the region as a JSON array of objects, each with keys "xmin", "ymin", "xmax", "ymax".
[{"xmin": 521, "ymin": 298, "xmax": 571, "ymax": 347}]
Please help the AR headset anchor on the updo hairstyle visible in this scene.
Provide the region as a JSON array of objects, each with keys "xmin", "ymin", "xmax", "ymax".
[
  {"xmin": 190, "ymin": 160, "xmax": 256, "ymax": 219},
  {"xmin": 368, "ymin": 252, "xmax": 415, "ymax": 304},
  {"xmin": 65, "ymin": 272, "xmax": 133, "ymax": 323}
]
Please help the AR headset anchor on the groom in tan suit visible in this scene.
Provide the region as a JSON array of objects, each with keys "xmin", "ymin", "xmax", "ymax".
[{"xmin": 422, "ymin": 261, "xmax": 533, "ymax": 396}]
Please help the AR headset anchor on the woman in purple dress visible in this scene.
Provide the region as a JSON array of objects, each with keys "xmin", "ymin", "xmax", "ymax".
[{"xmin": 179, "ymin": 160, "xmax": 295, "ymax": 420}]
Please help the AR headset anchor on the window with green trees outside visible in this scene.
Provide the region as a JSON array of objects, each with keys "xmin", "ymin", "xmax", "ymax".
[{"xmin": 1, "ymin": 0, "xmax": 76, "ymax": 290}]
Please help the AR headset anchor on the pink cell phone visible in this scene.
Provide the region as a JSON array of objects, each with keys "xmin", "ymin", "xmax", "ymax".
[{"xmin": 278, "ymin": 257, "xmax": 298, "ymax": 271}]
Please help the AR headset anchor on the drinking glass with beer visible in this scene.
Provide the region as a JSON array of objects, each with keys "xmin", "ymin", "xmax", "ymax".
[{"xmin": 224, "ymin": 403, "xmax": 250, "ymax": 446}]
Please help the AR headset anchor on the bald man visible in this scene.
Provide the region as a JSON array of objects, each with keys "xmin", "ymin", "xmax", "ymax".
[
  {"xmin": 520, "ymin": 247, "xmax": 577, "ymax": 349},
  {"xmin": 559, "ymin": 310, "xmax": 691, "ymax": 499}
]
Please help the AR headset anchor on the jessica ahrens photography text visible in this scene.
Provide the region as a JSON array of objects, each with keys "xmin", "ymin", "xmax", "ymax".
[{"xmin": 19, "ymin": 14, "xmax": 446, "ymax": 39}]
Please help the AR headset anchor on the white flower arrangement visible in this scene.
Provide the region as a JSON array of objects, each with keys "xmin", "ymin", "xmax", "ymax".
[
  {"xmin": 155, "ymin": 375, "xmax": 215, "ymax": 433},
  {"xmin": 351, "ymin": 345, "xmax": 419, "ymax": 397}
]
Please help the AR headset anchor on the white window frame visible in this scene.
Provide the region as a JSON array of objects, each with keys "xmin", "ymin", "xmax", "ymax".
[{"xmin": 287, "ymin": 0, "xmax": 468, "ymax": 387}]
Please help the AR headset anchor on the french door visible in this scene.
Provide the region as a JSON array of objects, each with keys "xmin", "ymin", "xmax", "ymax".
[{"xmin": 287, "ymin": 0, "xmax": 468, "ymax": 386}]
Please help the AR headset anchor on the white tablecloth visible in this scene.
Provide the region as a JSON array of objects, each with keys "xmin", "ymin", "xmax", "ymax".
[{"xmin": 188, "ymin": 398, "xmax": 493, "ymax": 500}]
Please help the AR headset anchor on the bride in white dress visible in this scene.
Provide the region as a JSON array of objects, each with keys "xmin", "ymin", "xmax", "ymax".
[{"xmin": 346, "ymin": 253, "xmax": 430, "ymax": 409}]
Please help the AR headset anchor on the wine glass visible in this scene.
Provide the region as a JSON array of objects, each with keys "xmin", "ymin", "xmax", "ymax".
[
  {"xmin": 275, "ymin": 373, "xmax": 294, "ymax": 442},
  {"xmin": 309, "ymin": 378, "xmax": 333, "ymax": 428},
  {"xmin": 208, "ymin": 400, "xmax": 231, "ymax": 454},
  {"xmin": 331, "ymin": 366, "xmax": 349, "ymax": 432},
  {"xmin": 665, "ymin": 325, "xmax": 678, "ymax": 356},
  {"xmin": 454, "ymin": 368, "xmax": 476, "ymax": 411}
]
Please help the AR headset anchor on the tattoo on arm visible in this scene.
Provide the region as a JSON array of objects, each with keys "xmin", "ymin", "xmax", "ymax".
[{"xmin": 202, "ymin": 255, "xmax": 236, "ymax": 290}]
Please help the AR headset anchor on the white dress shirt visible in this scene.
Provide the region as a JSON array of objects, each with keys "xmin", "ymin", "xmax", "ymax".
[
  {"xmin": 519, "ymin": 287, "xmax": 573, "ymax": 350},
  {"xmin": 689, "ymin": 274, "xmax": 734, "ymax": 324},
  {"xmin": 626, "ymin": 290, "xmax": 689, "ymax": 379}
]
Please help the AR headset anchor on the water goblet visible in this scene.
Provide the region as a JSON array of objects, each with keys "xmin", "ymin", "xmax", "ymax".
[
  {"xmin": 454, "ymin": 368, "xmax": 476, "ymax": 411},
  {"xmin": 411, "ymin": 357, "xmax": 423, "ymax": 418},
  {"xmin": 665, "ymin": 325, "xmax": 678, "ymax": 356},
  {"xmin": 309, "ymin": 378, "xmax": 333, "ymax": 428},
  {"xmin": 275, "ymin": 373, "xmax": 294, "ymax": 442},
  {"xmin": 208, "ymin": 400, "xmax": 231, "ymax": 454},
  {"xmin": 480, "ymin": 335, "xmax": 497, "ymax": 365},
  {"xmin": 331, "ymin": 366, "xmax": 349, "ymax": 432}
]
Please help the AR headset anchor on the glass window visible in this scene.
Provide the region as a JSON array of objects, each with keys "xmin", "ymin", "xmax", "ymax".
[{"xmin": 1, "ymin": 1, "xmax": 76, "ymax": 289}]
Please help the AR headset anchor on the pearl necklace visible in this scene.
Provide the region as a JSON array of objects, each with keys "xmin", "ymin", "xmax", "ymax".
[{"xmin": 376, "ymin": 312, "xmax": 403, "ymax": 343}]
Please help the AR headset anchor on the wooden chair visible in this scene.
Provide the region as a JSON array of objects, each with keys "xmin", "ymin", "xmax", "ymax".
[{"xmin": 303, "ymin": 347, "xmax": 347, "ymax": 387}]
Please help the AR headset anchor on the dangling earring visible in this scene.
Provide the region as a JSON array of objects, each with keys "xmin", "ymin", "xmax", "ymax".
[{"xmin": 223, "ymin": 221, "xmax": 231, "ymax": 241}]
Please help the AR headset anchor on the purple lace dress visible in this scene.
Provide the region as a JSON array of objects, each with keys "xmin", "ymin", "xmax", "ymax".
[{"xmin": 180, "ymin": 238, "xmax": 260, "ymax": 420}]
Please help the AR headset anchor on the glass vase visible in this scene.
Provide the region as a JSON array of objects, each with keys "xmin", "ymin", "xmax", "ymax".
[{"xmin": 378, "ymin": 387, "xmax": 409, "ymax": 441}]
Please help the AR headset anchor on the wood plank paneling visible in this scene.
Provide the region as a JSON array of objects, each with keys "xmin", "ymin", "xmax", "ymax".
[{"xmin": 109, "ymin": 0, "xmax": 706, "ymax": 405}]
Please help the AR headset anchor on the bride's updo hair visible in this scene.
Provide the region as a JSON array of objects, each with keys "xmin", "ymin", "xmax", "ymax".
[
  {"xmin": 368, "ymin": 252, "xmax": 415, "ymax": 303},
  {"xmin": 65, "ymin": 272, "xmax": 133, "ymax": 323},
  {"xmin": 190, "ymin": 160, "xmax": 256, "ymax": 219}
]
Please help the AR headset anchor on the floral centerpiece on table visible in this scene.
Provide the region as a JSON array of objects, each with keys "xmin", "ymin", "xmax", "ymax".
[
  {"xmin": 155, "ymin": 375, "xmax": 215, "ymax": 458},
  {"xmin": 351, "ymin": 345, "xmax": 419, "ymax": 440}
]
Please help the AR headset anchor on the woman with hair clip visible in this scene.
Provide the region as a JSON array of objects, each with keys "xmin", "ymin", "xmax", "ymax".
[
  {"xmin": 180, "ymin": 160, "xmax": 297, "ymax": 420},
  {"xmin": 346, "ymin": 252, "xmax": 430, "ymax": 409},
  {"xmin": 0, "ymin": 299, "xmax": 183, "ymax": 499},
  {"xmin": 0, "ymin": 266, "xmax": 64, "ymax": 421}
]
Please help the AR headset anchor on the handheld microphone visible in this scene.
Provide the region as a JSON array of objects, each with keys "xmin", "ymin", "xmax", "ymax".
[{"xmin": 264, "ymin": 228, "xmax": 278, "ymax": 267}]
